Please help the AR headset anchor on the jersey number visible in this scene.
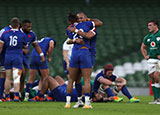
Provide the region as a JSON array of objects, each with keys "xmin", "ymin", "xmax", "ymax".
[
  {"xmin": 9, "ymin": 36, "xmax": 17, "ymax": 46},
  {"xmin": 73, "ymin": 29, "xmax": 84, "ymax": 39}
]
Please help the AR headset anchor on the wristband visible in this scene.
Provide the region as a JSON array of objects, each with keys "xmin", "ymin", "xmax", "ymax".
[
  {"xmin": 87, "ymin": 18, "xmax": 91, "ymax": 21},
  {"xmin": 74, "ymin": 29, "xmax": 78, "ymax": 33},
  {"xmin": 112, "ymin": 82, "xmax": 116, "ymax": 85},
  {"xmin": 40, "ymin": 53, "xmax": 44, "ymax": 57}
]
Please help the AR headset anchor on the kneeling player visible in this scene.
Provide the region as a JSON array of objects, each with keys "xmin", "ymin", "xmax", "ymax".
[{"xmin": 93, "ymin": 64, "xmax": 140, "ymax": 103}]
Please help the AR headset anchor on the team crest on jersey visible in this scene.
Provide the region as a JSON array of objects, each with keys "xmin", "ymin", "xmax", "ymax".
[
  {"xmin": 28, "ymin": 34, "xmax": 31, "ymax": 38},
  {"xmin": 147, "ymin": 39, "xmax": 150, "ymax": 42},
  {"xmin": 156, "ymin": 37, "xmax": 160, "ymax": 41},
  {"xmin": 150, "ymin": 41, "xmax": 156, "ymax": 47}
]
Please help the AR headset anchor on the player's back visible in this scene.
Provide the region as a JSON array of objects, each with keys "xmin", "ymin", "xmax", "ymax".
[
  {"xmin": 0, "ymin": 29, "xmax": 27, "ymax": 56},
  {"xmin": 72, "ymin": 21, "xmax": 95, "ymax": 50},
  {"xmin": 31, "ymin": 37, "xmax": 55, "ymax": 56},
  {"xmin": 0, "ymin": 25, "xmax": 12, "ymax": 55},
  {"xmin": 90, "ymin": 30, "xmax": 97, "ymax": 56},
  {"xmin": 93, "ymin": 71, "xmax": 105, "ymax": 93}
]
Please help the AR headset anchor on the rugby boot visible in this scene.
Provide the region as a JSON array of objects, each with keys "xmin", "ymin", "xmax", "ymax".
[
  {"xmin": 129, "ymin": 97, "xmax": 140, "ymax": 103},
  {"xmin": 0, "ymin": 98, "xmax": 6, "ymax": 102},
  {"xmin": 73, "ymin": 99, "xmax": 84, "ymax": 108},
  {"xmin": 28, "ymin": 96, "xmax": 44, "ymax": 102},
  {"xmin": 46, "ymin": 95, "xmax": 53, "ymax": 101},
  {"xmin": 113, "ymin": 96, "xmax": 123, "ymax": 102},
  {"xmin": 14, "ymin": 96, "xmax": 20, "ymax": 102},
  {"xmin": 64, "ymin": 103, "xmax": 70, "ymax": 108},
  {"xmin": 83, "ymin": 100, "xmax": 93, "ymax": 109},
  {"xmin": 5, "ymin": 97, "xmax": 12, "ymax": 102}
]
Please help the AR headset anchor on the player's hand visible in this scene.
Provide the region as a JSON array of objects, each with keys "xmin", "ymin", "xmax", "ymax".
[
  {"xmin": 75, "ymin": 39, "xmax": 85, "ymax": 45},
  {"xmin": 116, "ymin": 83, "xmax": 123, "ymax": 87},
  {"xmin": 157, "ymin": 55, "xmax": 160, "ymax": 59},
  {"xmin": 144, "ymin": 55, "xmax": 149, "ymax": 60},
  {"xmin": 69, "ymin": 26, "xmax": 76, "ymax": 32},
  {"xmin": 48, "ymin": 57, "xmax": 51, "ymax": 62},
  {"xmin": 40, "ymin": 55, "xmax": 45, "ymax": 62}
]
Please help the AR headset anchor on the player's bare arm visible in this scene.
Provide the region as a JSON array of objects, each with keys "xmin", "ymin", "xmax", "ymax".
[
  {"xmin": 32, "ymin": 42, "xmax": 45, "ymax": 62},
  {"xmin": 89, "ymin": 18, "xmax": 103, "ymax": 27},
  {"xmin": 0, "ymin": 42, "xmax": 4, "ymax": 53},
  {"xmin": 140, "ymin": 43, "xmax": 149, "ymax": 60},
  {"xmin": 99, "ymin": 77, "xmax": 115, "ymax": 86},
  {"xmin": 47, "ymin": 41, "xmax": 55, "ymax": 62},
  {"xmin": 66, "ymin": 38, "xmax": 85, "ymax": 45},
  {"xmin": 63, "ymin": 50, "xmax": 69, "ymax": 69},
  {"xmin": 22, "ymin": 45, "xmax": 28, "ymax": 55},
  {"xmin": 69, "ymin": 26, "xmax": 95, "ymax": 39}
]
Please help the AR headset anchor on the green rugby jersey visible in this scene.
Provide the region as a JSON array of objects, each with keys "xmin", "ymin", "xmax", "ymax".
[{"xmin": 143, "ymin": 30, "xmax": 160, "ymax": 59}]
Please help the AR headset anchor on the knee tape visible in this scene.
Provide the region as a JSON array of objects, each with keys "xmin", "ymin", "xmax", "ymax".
[{"xmin": 13, "ymin": 69, "xmax": 20, "ymax": 83}]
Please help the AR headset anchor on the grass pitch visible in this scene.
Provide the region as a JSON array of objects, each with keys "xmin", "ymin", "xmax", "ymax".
[{"xmin": 0, "ymin": 96, "xmax": 159, "ymax": 115}]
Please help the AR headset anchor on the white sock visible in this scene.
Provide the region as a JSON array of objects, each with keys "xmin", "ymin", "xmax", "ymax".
[
  {"xmin": 78, "ymin": 96, "xmax": 82, "ymax": 101},
  {"xmin": 25, "ymin": 92, "xmax": 29, "ymax": 99},
  {"xmin": 66, "ymin": 96, "xmax": 71, "ymax": 104},
  {"xmin": 85, "ymin": 96, "xmax": 90, "ymax": 106}
]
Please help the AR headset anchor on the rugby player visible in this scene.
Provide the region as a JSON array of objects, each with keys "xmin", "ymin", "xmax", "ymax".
[
  {"xmin": 141, "ymin": 20, "xmax": 160, "ymax": 104},
  {"xmin": 20, "ymin": 19, "xmax": 45, "ymax": 95},
  {"xmin": 65, "ymin": 13, "xmax": 102, "ymax": 109},
  {"xmin": 24, "ymin": 37, "xmax": 56, "ymax": 101},
  {"xmin": 0, "ymin": 17, "xmax": 28, "ymax": 101},
  {"xmin": 93, "ymin": 64, "xmax": 140, "ymax": 103}
]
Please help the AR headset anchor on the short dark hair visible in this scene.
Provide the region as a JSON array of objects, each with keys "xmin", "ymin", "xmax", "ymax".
[
  {"xmin": 68, "ymin": 13, "xmax": 78, "ymax": 24},
  {"xmin": 148, "ymin": 20, "xmax": 159, "ymax": 26},
  {"xmin": 22, "ymin": 19, "xmax": 31, "ymax": 26},
  {"xmin": 10, "ymin": 17, "xmax": 20, "ymax": 28}
]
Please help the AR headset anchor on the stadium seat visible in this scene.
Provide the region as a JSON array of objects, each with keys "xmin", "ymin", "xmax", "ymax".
[
  {"xmin": 113, "ymin": 65, "xmax": 126, "ymax": 77},
  {"xmin": 1, "ymin": 0, "xmax": 160, "ymax": 84},
  {"xmin": 123, "ymin": 62, "xmax": 135, "ymax": 74},
  {"xmin": 133, "ymin": 62, "xmax": 142, "ymax": 71},
  {"xmin": 140, "ymin": 59, "xmax": 148, "ymax": 72}
]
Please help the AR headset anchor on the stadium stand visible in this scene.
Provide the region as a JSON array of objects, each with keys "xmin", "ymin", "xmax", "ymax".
[{"xmin": 0, "ymin": 0, "xmax": 159, "ymax": 86}]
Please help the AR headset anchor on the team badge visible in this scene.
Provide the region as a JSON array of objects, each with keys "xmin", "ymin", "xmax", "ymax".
[
  {"xmin": 28, "ymin": 34, "xmax": 31, "ymax": 38},
  {"xmin": 150, "ymin": 41, "xmax": 156, "ymax": 47}
]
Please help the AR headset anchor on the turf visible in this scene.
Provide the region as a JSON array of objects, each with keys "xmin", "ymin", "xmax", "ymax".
[{"xmin": 0, "ymin": 96, "xmax": 159, "ymax": 115}]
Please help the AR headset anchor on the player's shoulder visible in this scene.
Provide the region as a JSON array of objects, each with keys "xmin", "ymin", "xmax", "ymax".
[
  {"xmin": 84, "ymin": 21, "xmax": 94, "ymax": 25},
  {"xmin": 2, "ymin": 25, "xmax": 11, "ymax": 30},
  {"xmin": 96, "ymin": 70, "xmax": 104, "ymax": 77},
  {"xmin": 111, "ymin": 74, "xmax": 117, "ymax": 78},
  {"xmin": 144, "ymin": 33, "xmax": 151, "ymax": 39},
  {"xmin": 1, "ymin": 29, "xmax": 12, "ymax": 35},
  {"xmin": 156, "ymin": 30, "xmax": 160, "ymax": 35},
  {"xmin": 29, "ymin": 30, "xmax": 36, "ymax": 35},
  {"xmin": 43, "ymin": 37, "xmax": 55, "ymax": 41},
  {"xmin": 66, "ymin": 24, "xmax": 74, "ymax": 30}
]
